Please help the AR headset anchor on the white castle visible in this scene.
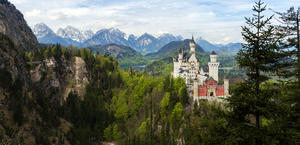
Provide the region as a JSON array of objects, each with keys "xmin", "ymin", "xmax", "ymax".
[{"xmin": 172, "ymin": 37, "xmax": 229, "ymax": 102}]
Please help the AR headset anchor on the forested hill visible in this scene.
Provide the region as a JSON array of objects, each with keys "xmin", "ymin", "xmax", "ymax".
[
  {"xmin": 88, "ymin": 44, "xmax": 148, "ymax": 68},
  {"xmin": 0, "ymin": 1, "xmax": 190, "ymax": 144},
  {"xmin": 146, "ymin": 39, "xmax": 205, "ymax": 60}
]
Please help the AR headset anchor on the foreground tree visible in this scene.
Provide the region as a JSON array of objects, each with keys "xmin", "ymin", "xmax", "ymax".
[
  {"xmin": 275, "ymin": 7, "xmax": 300, "ymax": 143},
  {"xmin": 275, "ymin": 7, "xmax": 300, "ymax": 81},
  {"xmin": 228, "ymin": 0, "xmax": 286, "ymax": 144}
]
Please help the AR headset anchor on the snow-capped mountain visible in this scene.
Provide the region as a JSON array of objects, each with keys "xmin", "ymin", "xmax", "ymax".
[
  {"xmin": 32, "ymin": 23, "xmax": 80, "ymax": 46},
  {"xmin": 32, "ymin": 23, "xmax": 185, "ymax": 54},
  {"xmin": 158, "ymin": 33, "xmax": 183, "ymax": 43},
  {"xmin": 33, "ymin": 23, "xmax": 56, "ymax": 39},
  {"xmin": 82, "ymin": 28, "xmax": 129, "ymax": 47},
  {"xmin": 83, "ymin": 30, "xmax": 94, "ymax": 40},
  {"xmin": 31, "ymin": 23, "xmax": 241, "ymax": 55},
  {"xmin": 56, "ymin": 26, "xmax": 94, "ymax": 43}
]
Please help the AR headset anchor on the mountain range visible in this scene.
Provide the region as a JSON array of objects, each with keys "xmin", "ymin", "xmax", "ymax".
[
  {"xmin": 196, "ymin": 38, "xmax": 242, "ymax": 56},
  {"xmin": 32, "ymin": 23, "xmax": 242, "ymax": 55},
  {"xmin": 32, "ymin": 23, "xmax": 183, "ymax": 55}
]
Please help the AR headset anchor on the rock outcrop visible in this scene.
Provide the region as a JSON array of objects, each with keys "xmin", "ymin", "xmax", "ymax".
[{"xmin": 29, "ymin": 56, "xmax": 89, "ymax": 102}]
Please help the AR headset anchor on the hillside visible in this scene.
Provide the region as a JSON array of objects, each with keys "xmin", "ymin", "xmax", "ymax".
[
  {"xmin": 88, "ymin": 44, "xmax": 148, "ymax": 68},
  {"xmin": 0, "ymin": 0, "xmax": 38, "ymax": 49},
  {"xmin": 196, "ymin": 38, "xmax": 242, "ymax": 56},
  {"xmin": 146, "ymin": 39, "xmax": 205, "ymax": 60}
]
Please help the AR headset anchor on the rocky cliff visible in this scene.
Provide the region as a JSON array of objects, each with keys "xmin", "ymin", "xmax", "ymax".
[
  {"xmin": 0, "ymin": 32, "xmax": 91, "ymax": 143},
  {"xmin": 0, "ymin": 1, "xmax": 91, "ymax": 143}
]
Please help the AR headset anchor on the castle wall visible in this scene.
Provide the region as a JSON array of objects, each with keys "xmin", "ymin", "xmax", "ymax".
[{"xmin": 208, "ymin": 62, "xmax": 219, "ymax": 81}]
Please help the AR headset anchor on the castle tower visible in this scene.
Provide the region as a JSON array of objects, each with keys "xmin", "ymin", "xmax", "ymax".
[
  {"xmin": 189, "ymin": 36, "xmax": 196, "ymax": 54},
  {"xmin": 178, "ymin": 48, "xmax": 183, "ymax": 63},
  {"xmin": 174, "ymin": 49, "xmax": 184, "ymax": 78},
  {"xmin": 224, "ymin": 79, "xmax": 229, "ymax": 96},
  {"xmin": 208, "ymin": 51, "xmax": 219, "ymax": 81},
  {"xmin": 193, "ymin": 79, "xmax": 198, "ymax": 101}
]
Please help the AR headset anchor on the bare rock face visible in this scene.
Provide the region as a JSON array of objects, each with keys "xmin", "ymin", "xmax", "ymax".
[
  {"xmin": 0, "ymin": 0, "xmax": 38, "ymax": 49},
  {"xmin": 71, "ymin": 56, "xmax": 89, "ymax": 98},
  {"xmin": 62, "ymin": 57, "xmax": 89, "ymax": 100},
  {"xmin": 29, "ymin": 56, "xmax": 89, "ymax": 101},
  {"xmin": 30, "ymin": 64, "xmax": 42, "ymax": 83}
]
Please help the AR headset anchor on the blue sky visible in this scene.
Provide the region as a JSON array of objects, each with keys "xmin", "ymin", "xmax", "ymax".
[{"xmin": 10, "ymin": 0, "xmax": 300, "ymax": 44}]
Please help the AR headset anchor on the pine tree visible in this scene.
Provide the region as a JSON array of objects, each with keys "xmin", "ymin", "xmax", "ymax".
[
  {"xmin": 238, "ymin": 0, "xmax": 283, "ymax": 127},
  {"xmin": 228, "ymin": 0, "xmax": 285, "ymax": 144},
  {"xmin": 275, "ymin": 7, "xmax": 300, "ymax": 82},
  {"xmin": 275, "ymin": 7, "xmax": 300, "ymax": 143}
]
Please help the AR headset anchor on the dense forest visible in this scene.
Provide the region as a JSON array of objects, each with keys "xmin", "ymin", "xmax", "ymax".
[{"xmin": 0, "ymin": 0, "xmax": 300, "ymax": 145}]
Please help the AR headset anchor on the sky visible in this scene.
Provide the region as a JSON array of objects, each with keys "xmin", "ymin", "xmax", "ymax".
[{"xmin": 9, "ymin": 0, "xmax": 300, "ymax": 44}]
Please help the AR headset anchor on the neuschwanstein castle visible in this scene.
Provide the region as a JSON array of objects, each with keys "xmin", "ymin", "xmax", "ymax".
[{"xmin": 172, "ymin": 37, "xmax": 229, "ymax": 102}]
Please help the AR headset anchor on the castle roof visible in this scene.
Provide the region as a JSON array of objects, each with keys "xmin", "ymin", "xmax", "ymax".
[
  {"xmin": 211, "ymin": 51, "xmax": 217, "ymax": 55},
  {"xmin": 205, "ymin": 76, "xmax": 216, "ymax": 82},
  {"xmin": 191, "ymin": 36, "xmax": 195, "ymax": 43},
  {"xmin": 183, "ymin": 53, "xmax": 191, "ymax": 59},
  {"xmin": 203, "ymin": 66, "xmax": 209, "ymax": 72}
]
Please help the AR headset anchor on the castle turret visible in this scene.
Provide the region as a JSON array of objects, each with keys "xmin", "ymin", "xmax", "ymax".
[
  {"xmin": 178, "ymin": 48, "xmax": 183, "ymax": 62},
  {"xmin": 208, "ymin": 51, "xmax": 219, "ymax": 81},
  {"xmin": 189, "ymin": 36, "xmax": 196, "ymax": 54},
  {"xmin": 193, "ymin": 79, "xmax": 198, "ymax": 101}
]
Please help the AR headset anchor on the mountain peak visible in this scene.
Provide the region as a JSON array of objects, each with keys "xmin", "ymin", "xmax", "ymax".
[
  {"xmin": 139, "ymin": 33, "xmax": 155, "ymax": 39},
  {"xmin": 108, "ymin": 27, "xmax": 121, "ymax": 33},
  {"xmin": 33, "ymin": 23, "xmax": 55, "ymax": 39},
  {"xmin": 56, "ymin": 25, "xmax": 93, "ymax": 43},
  {"xmin": 159, "ymin": 33, "xmax": 173, "ymax": 37}
]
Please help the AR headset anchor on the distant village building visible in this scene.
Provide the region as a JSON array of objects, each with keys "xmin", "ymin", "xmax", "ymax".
[{"xmin": 172, "ymin": 37, "xmax": 229, "ymax": 102}]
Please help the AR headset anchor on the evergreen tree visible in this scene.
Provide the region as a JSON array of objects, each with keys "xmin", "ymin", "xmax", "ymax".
[
  {"xmin": 275, "ymin": 7, "xmax": 300, "ymax": 81},
  {"xmin": 228, "ymin": 0, "xmax": 285, "ymax": 144},
  {"xmin": 275, "ymin": 7, "xmax": 300, "ymax": 143}
]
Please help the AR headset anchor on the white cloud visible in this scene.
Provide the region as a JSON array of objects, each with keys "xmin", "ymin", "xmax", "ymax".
[
  {"xmin": 24, "ymin": 9, "xmax": 40, "ymax": 18},
  {"xmin": 9, "ymin": 0, "xmax": 27, "ymax": 4},
  {"xmin": 10, "ymin": 0, "xmax": 300, "ymax": 44}
]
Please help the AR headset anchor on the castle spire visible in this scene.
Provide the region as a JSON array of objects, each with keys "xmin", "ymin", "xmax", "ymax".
[
  {"xmin": 192, "ymin": 35, "xmax": 195, "ymax": 43},
  {"xmin": 189, "ymin": 36, "xmax": 196, "ymax": 53}
]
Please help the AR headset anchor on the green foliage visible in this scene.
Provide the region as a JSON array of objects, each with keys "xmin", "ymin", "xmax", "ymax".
[
  {"xmin": 275, "ymin": 7, "xmax": 300, "ymax": 80},
  {"xmin": 170, "ymin": 102, "xmax": 183, "ymax": 136},
  {"xmin": 224, "ymin": 1, "xmax": 299, "ymax": 144},
  {"xmin": 135, "ymin": 118, "xmax": 150, "ymax": 140},
  {"xmin": 234, "ymin": 0, "xmax": 285, "ymax": 131}
]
